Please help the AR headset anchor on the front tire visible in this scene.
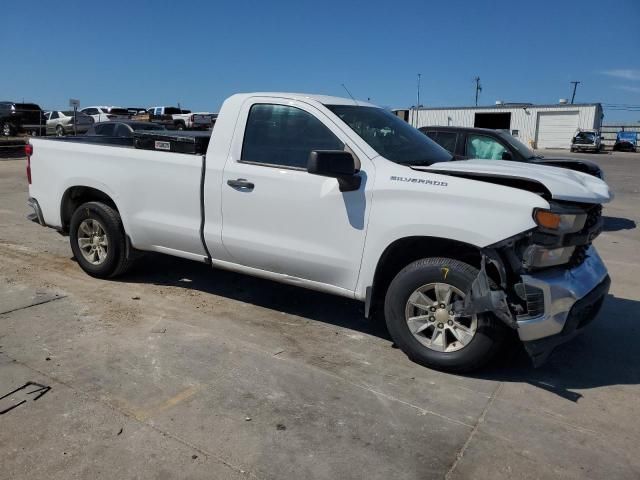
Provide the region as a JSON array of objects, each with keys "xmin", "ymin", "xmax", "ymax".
[
  {"xmin": 56, "ymin": 125, "xmax": 65, "ymax": 137},
  {"xmin": 69, "ymin": 201, "xmax": 133, "ymax": 278},
  {"xmin": 384, "ymin": 257, "xmax": 507, "ymax": 372}
]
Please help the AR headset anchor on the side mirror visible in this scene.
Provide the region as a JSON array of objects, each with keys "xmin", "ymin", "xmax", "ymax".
[
  {"xmin": 501, "ymin": 151, "xmax": 513, "ymax": 160},
  {"xmin": 307, "ymin": 150, "xmax": 361, "ymax": 192}
]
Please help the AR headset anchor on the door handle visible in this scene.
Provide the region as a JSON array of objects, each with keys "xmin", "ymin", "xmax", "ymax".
[{"xmin": 227, "ymin": 178, "xmax": 255, "ymax": 190}]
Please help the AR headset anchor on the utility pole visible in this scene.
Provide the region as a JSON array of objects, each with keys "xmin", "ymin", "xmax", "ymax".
[
  {"xmin": 415, "ymin": 73, "xmax": 422, "ymax": 127},
  {"xmin": 570, "ymin": 81, "xmax": 581, "ymax": 104},
  {"xmin": 474, "ymin": 77, "xmax": 482, "ymax": 106}
]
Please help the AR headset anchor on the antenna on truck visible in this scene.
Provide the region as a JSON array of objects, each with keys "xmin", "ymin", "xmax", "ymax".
[{"xmin": 341, "ymin": 84, "xmax": 359, "ymax": 105}]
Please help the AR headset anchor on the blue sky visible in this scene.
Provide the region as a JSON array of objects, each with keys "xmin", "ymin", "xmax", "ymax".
[{"xmin": 1, "ymin": 0, "xmax": 639, "ymax": 121}]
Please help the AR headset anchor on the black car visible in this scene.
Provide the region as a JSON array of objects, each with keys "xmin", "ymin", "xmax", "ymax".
[
  {"xmin": 86, "ymin": 120, "xmax": 167, "ymax": 138},
  {"xmin": 0, "ymin": 101, "xmax": 47, "ymax": 136},
  {"xmin": 420, "ymin": 126, "xmax": 603, "ymax": 178}
]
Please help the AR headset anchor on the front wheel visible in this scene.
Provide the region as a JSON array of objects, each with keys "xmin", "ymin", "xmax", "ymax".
[
  {"xmin": 69, "ymin": 201, "xmax": 133, "ymax": 278},
  {"xmin": 384, "ymin": 258, "xmax": 507, "ymax": 372},
  {"xmin": 56, "ymin": 125, "xmax": 65, "ymax": 137}
]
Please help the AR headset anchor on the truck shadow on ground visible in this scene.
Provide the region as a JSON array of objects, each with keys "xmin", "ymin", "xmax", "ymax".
[
  {"xmin": 602, "ymin": 216, "xmax": 636, "ymax": 232},
  {"xmin": 121, "ymin": 254, "xmax": 640, "ymax": 400},
  {"xmin": 123, "ymin": 253, "xmax": 380, "ymax": 337},
  {"xmin": 469, "ymin": 293, "xmax": 640, "ymax": 401}
]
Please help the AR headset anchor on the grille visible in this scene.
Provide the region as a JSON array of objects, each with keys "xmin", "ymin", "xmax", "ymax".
[
  {"xmin": 568, "ymin": 204, "xmax": 602, "ymax": 268},
  {"xmin": 524, "ymin": 284, "xmax": 545, "ymax": 317}
]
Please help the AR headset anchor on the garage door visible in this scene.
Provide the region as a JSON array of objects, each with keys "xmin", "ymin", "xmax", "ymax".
[{"xmin": 536, "ymin": 111, "xmax": 579, "ymax": 149}]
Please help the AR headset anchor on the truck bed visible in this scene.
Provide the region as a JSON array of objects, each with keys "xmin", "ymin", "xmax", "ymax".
[
  {"xmin": 28, "ymin": 135, "xmax": 209, "ymax": 260},
  {"xmin": 42, "ymin": 130, "xmax": 211, "ymax": 155}
]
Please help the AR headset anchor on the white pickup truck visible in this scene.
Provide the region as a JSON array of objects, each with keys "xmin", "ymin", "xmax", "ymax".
[
  {"xmin": 26, "ymin": 93, "xmax": 612, "ymax": 371},
  {"xmin": 148, "ymin": 106, "xmax": 214, "ymax": 130}
]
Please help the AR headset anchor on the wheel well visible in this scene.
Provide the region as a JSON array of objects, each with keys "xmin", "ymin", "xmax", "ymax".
[
  {"xmin": 369, "ymin": 236, "xmax": 500, "ymax": 315},
  {"xmin": 60, "ymin": 186, "xmax": 118, "ymax": 234}
]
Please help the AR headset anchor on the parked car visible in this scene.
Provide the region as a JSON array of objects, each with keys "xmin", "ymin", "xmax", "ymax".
[
  {"xmin": 570, "ymin": 129, "xmax": 603, "ymax": 153},
  {"xmin": 45, "ymin": 110, "xmax": 94, "ymax": 136},
  {"xmin": 149, "ymin": 106, "xmax": 215, "ymax": 130},
  {"xmin": 126, "ymin": 107, "xmax": 148, "ymax": 117},
  {"xmin": 80, "ymin": 106, "xmax": 130, "ymax": 123},
  {"xmin": 420, "ymin": 126, "xmax": 604, "ymax": 178},
  {"xmin": 26, "ymin": 92, "xmax": 612, "ymax": 372},
  {"xmin": 612, "ymin": 131, "xmax": 638, "ymax": 152},
  {"xmin": 0, "ymin": 101, "xmax": 47, "ymax": 136},
  {"xmin": 86, "ymin": 120, "xmax": 167, "ymax": 137}
]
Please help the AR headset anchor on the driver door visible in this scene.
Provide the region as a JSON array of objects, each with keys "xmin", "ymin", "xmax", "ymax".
[{"xmin": 218, "ymin": 99, "xmax": 371, "ymax": 293}]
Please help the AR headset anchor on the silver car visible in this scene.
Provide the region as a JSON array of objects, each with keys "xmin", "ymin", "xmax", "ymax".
[{"xmin": 45, "ymin": 110, "xmax": 94, "ymax": 136}]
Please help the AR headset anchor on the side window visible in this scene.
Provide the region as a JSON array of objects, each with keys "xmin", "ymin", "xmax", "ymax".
[
  {"xmin": 466, "ymin": 134, "xmax": 508, "ymax": 160},
  {"xmin": 436, "ymin": 132, "xmax": 457, "ymax": 153},
  {"xmin": 95, "ymin": 123, "xmax": 115, "ymax": 136},
  {"xmin": 241, "ymin": 104, "xmax": 344, "ymax": 169},
  {"xmin": 50, "ymin": 111, "xmax": 59, "ymax": 120},
  {"xmin": 84, "ymin": 108, "xmax": 97, "ymax": 115},
  {"xmin": 424, "ymin": 131, "xmax": 438, "ymax": 141}
]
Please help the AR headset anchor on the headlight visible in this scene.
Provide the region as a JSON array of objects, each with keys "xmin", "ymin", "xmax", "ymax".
[
  {"xmin": 523, "ymin": 245, "xmax": 575, "ymax": 269},
  {"xmin": 533, "ymin": 209, "xmax": 586, "ymax": 233}
]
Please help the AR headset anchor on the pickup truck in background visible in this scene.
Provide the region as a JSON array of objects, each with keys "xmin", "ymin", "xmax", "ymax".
[
  {"xmin": 148, "ymin": 106, "xmax": 215, "ymax": 130},
  {"xmin": 1, "ymin": 101, "xmax": 47, "ymax": 136},
  {"xmin": 25, "ymin": 92, "xmax": 612, "ymax": 372},
  {"xmin": 570, "ymin": 129, "xmax": 603, "ymax": 153}
]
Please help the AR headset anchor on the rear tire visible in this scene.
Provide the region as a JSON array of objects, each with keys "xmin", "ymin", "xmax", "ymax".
[
  {"xmin": 384, "ymin": 257, "xmax": 507, "ymax": 372},
  {"xmin": 176, "ymin": 122, "xmax": 185, "ymax": 131},
  {"xmin": 69, "ymin": 201, "xmax": 133, "ymax": 278}
]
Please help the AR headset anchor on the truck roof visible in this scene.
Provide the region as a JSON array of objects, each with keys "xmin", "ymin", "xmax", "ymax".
[{"xmin": 229, "ymin": 92, "xmax": 376, "ymax": 107}]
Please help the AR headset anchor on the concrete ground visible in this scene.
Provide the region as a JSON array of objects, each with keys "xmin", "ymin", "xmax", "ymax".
[{"xmin": 1, "ymin": 149, "xmax": 639, "ymax": 479}]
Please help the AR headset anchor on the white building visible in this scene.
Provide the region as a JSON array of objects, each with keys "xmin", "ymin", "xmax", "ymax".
[{"xmin": 394, "ymin": 102, "xmax": 603, "ymax": 149}]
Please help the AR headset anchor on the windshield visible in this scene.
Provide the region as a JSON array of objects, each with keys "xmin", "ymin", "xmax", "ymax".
[
  {"xmin": 496, "ymin": 130, "xmax": 537, "ymax": 159},
  {"xmin": 325, "ymin": 105, "xmax": 452, "ymax": 165},
  {"xmin": 576, "ymin": 131, "xmax": 596, "ymax": 142},
  {"xmin": 617, "ymin": 132, "xmax": 636, "ymax": 141}
]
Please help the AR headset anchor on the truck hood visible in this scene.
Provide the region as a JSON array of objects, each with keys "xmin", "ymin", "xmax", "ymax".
[
  {"xmin": 528, "ymin": 156, "xmax": 603, "ymax": 178},
  {"xmin": 419, "ymin": 159, "xmax": 612, "ymax": 204}
]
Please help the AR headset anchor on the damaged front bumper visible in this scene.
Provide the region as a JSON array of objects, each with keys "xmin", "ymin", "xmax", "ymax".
[{"xmin": 516, "ymin": 247, "xmax": 610, "ymax": 365}]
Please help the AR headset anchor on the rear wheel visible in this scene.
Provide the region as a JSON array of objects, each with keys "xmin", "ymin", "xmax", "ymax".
[
  {"xmin": 384, "ymin": 257, "xmax": 507, "ymax": 372},
  {"xmin": 69, "ymin": 201, "xmax": 133, "ymax": 278},
  {"xmin": 176, "ymin": 122, "xmax": 185, "ymax": 131}
]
